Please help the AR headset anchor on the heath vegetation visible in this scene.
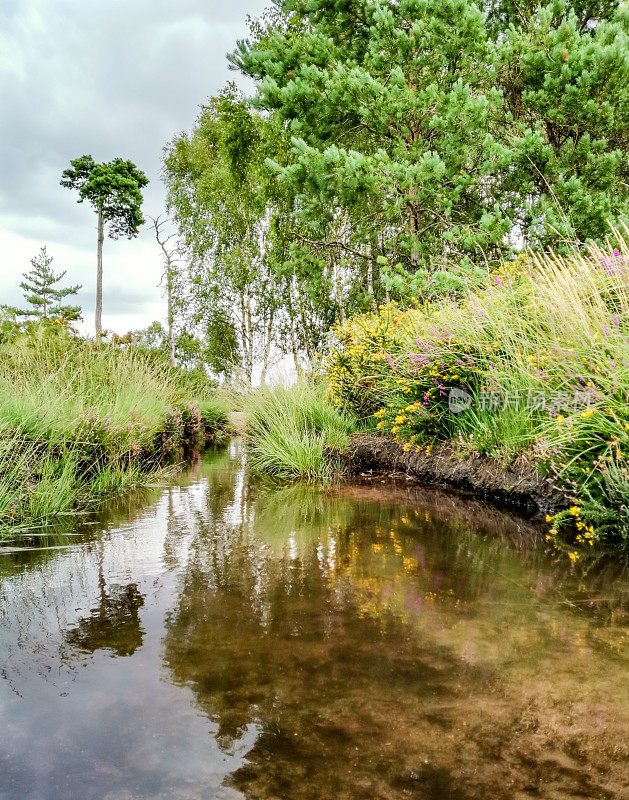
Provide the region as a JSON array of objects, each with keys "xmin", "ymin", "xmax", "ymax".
[
  {"xmin": 0, "ymin": 323, "xmax": 226, "ymax": 534},
  {"xmin": 324, "ymin": 231, "xmax": 629, "ymax": 554}
]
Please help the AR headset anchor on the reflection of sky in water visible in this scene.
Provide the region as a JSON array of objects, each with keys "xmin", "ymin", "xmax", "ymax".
[{"xmin": 0, "ymin": 443, "xmax": 627, "ymax": 800}]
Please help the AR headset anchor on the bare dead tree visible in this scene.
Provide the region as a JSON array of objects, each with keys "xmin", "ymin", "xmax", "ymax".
[{"xmin": 149, "ymin": 215, "xmax": 181, "ymax": 366}]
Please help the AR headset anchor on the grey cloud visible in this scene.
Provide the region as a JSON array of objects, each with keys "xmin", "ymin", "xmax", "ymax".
[
  {"xmin": 0, "ymin": 0, "xmax": 266, "ymax": 329},
  {"xmin": 1, "ymin": 0, "xmax": 263, "ymax": 220}
]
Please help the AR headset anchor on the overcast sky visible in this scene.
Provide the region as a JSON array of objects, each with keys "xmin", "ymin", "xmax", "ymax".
[{"xmin": 0, "ymin": 0, "xmax": 267, "ymax": 335}]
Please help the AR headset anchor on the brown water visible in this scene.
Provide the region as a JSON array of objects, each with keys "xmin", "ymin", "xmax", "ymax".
[{"xmin": 1, "ymin": 441, "xmax": 628, "ymax": 800}]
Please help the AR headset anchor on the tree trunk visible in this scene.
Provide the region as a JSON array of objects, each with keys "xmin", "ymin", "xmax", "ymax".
[
  {"xmin": 290, "ymin": 312, "xmax": 300, "ymax": 374},
  {"xmin": 335, "ymin": 263, "xmax": 346, "ymax": 324},
  {"xmin": 239, "ymin": 291, "xmax": 253, "ymax": 387},
  {"xmin": 297, "ymin": 285, "xmax": 313, "ymax": 365},
  {"xmin": 259, "ymin": 309, "xmax": 274, "ymax": 386},
  {"xmin": 167, "ymin": 265, "xmax": 175, "ymax": 366},
  {"xmin": 96, "ymin": 205, "xmax": 104, "ymax": 337},
  {"xmin": 409, "ymin": 198, "xmax": 421, "ymax": 269},
  {"xmin": 366, "ymin": 244, "xmax": 376, "ymax": 311},
  {"xmin": 285, "ymin": 280, "xmax": 301, "ymax": 373},
  {"xmin": 149, "ymin": 215, "xmax": 179, "ymax": 367},
  {"xmin": 246, "ymin": 294, "xmax": 254, "ymax": 385}
]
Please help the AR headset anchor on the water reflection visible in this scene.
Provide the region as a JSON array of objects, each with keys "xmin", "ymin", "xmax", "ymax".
[
  {"xmin": 65, "ymin": 581, "xmax": 145, "ymax": 657},
  {"xmin": 0, "ymin": 441, "xmax": 627, "ymax": 800},
  {"xmin": 162, "ymin": 474, "xmax": 629, "ymax": 799}
]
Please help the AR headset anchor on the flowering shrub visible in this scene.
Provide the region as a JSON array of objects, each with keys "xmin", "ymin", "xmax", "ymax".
[{"xmin": 324, "ymin": 234, "xmax": 629, "ymax": 553}]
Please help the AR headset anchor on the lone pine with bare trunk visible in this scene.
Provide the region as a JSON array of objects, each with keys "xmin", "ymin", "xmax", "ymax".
[{"xmin": 61, "ymin": 155, "xmax": 148, "ymax": 336}]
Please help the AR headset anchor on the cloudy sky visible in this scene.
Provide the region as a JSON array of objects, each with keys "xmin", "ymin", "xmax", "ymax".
[{"xmin": 0, "ymin": 0, "xmax": 267, "ymax": 335}]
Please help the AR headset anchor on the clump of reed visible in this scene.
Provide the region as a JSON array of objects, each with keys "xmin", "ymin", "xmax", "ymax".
[
  {"xmin": 0, "ymin": 328, "xmax": 227, "ymax": 534},
  {"xmin": 244, "ymin": 380, "xmax": 355, "ymax": 481}
]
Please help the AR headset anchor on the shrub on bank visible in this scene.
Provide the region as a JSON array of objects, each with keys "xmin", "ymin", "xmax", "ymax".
[
  {"xmin": 324, "ymin": 232, "xmax": 629, "ymax": 554},
  {"xmin": 0, "ymin": 327, "xmax": 227, "ymax": 533},
  {"xmin": 245, "ymin": 381, "xmax": 355, "ymax": 481}
]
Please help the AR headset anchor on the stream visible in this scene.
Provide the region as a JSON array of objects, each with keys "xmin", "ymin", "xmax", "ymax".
[{"xmin": 0, "ymin": 441, "xmax": 628, "ymax": 800}]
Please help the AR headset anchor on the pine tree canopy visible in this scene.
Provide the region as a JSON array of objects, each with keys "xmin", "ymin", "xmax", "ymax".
[
  {"xmin": 231, "ymin": 0, "xmax": 628, "ymax": 287},
  {"xmin": 2, "ymin": 247, "xmax": 82, "ymax": 322},
  {"xmin": 60, "ymin": 155, "xmax": 149, "ymax": 239}
]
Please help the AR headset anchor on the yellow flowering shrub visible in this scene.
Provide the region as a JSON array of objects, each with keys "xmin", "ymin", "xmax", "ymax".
[{"xmin": 324, "ymin": 235, "xmax": 629, "ymax": 554}]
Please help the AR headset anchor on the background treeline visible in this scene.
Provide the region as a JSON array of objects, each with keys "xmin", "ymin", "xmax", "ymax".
[{"xmin": 162, "ymin": 0, "xmax": 628, "ymax": 382}]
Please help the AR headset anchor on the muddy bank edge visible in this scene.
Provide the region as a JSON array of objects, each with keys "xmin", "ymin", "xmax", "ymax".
[{"xmin": 331, "ymin": 435, "xmax": 570, "ymax": 518}]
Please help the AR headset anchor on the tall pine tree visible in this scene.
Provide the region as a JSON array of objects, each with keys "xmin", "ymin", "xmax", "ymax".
[{"xmin": 61, "ymin": 155, "xmax": 148, "ymax": 336}]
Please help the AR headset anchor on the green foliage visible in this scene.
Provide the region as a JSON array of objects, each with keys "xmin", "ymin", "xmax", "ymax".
[
  {"xmin": 164, "ymin": 86, "xmax": 278, "ymax": 381},
  {"xmin": 127, "ymin": 321, "xmax": 226, "ymax": 381},
  {"xmin": 2, "ymin": 247, "xmax": 81, "ymax": 323},
  {"xmin": 164, "ymin": 85, "xmax": 354, "ymax": 379},
  {"xmin": 60, "ymin": 154, "xmax": 149, "ymax": 239},
  {"xmin": 159, "ymin": 0, "xmax": 627, "ymax": 385},
  {"xmin": 0, "ymin": 326, "xmax": 227, "ymax": 534},
  {"xmin": 61, "ymin": 153, "xmax": 149, "ymax": 336},
  {"xmin": 199, "ymin": 398, "xmax": 229, "ymax": 434},
  {"xmin": 495, "ymin": 0, "xmax": 629, "ymax": 247},
  {"xmin": 244, "ymin": 381, "xmax": 355, "ymax": 480},
  {"xmin": 231, "ymin": 0, "xmax": 628, "ymax": 292}
]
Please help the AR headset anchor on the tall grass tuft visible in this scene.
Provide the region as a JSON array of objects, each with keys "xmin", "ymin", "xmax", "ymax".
[{"xmin": 244, "ymin": 381, "xmax": 355, "ymax": 481}]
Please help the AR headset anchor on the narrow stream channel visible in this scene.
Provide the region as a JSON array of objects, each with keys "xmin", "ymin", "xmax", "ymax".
[{"xmin": 1, "ymin": 441, "xmax": 628, "ymax": 800}]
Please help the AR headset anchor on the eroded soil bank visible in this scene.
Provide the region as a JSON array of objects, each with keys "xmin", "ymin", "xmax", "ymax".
[{"xmin": 333, "ymin": 434, "xmax": 570, "ymax": 518}]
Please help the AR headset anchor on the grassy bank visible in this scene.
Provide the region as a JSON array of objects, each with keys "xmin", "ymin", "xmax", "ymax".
[
  {"xmin": 244, "ymin": 381, "xmax": 354, "ymax": 481},
  {"xmin": 0, "ymin": 326, "xmax": 227, "ymax": 535},
  {"xmin": 324, "ymin": 232, "xmax": 629, "ymax": 556}
]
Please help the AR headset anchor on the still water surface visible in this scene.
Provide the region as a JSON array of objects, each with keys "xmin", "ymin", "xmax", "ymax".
[{"xmin": 1, "ymin": 442, "xmax": 628, "ymax": 800}]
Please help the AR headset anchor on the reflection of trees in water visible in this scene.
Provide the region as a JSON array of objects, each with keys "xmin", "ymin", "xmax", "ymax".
[
  {"xmin": 158, "ymin": 483, "xmax": 495, "ymax": 798},
  {"xmin": 65, "ymin": 582, "xmax": 144, "ymax": 657},
  {"xmin": 1, "ymin": 443, "xmax": 627, "ymax": 798},
  {"xmin": 161, "ymin": 464, "xmax": 629, "ymax": 800},
  {"xmin": 162, "ymin": 521, "xmax": 462, "ymax": 798},
  {"xmin": 0, "ymin": 490, "xmax": 165, "ymax": 693},
  {"xmin": 0, "ymin": 447, "xmax": 235, "ymax": 697}
]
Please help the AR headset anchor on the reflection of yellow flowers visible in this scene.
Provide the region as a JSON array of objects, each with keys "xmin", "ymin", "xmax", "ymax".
[{"xmin": 568, "ymin": 551, "xmax": 580, "ymax": 562}]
